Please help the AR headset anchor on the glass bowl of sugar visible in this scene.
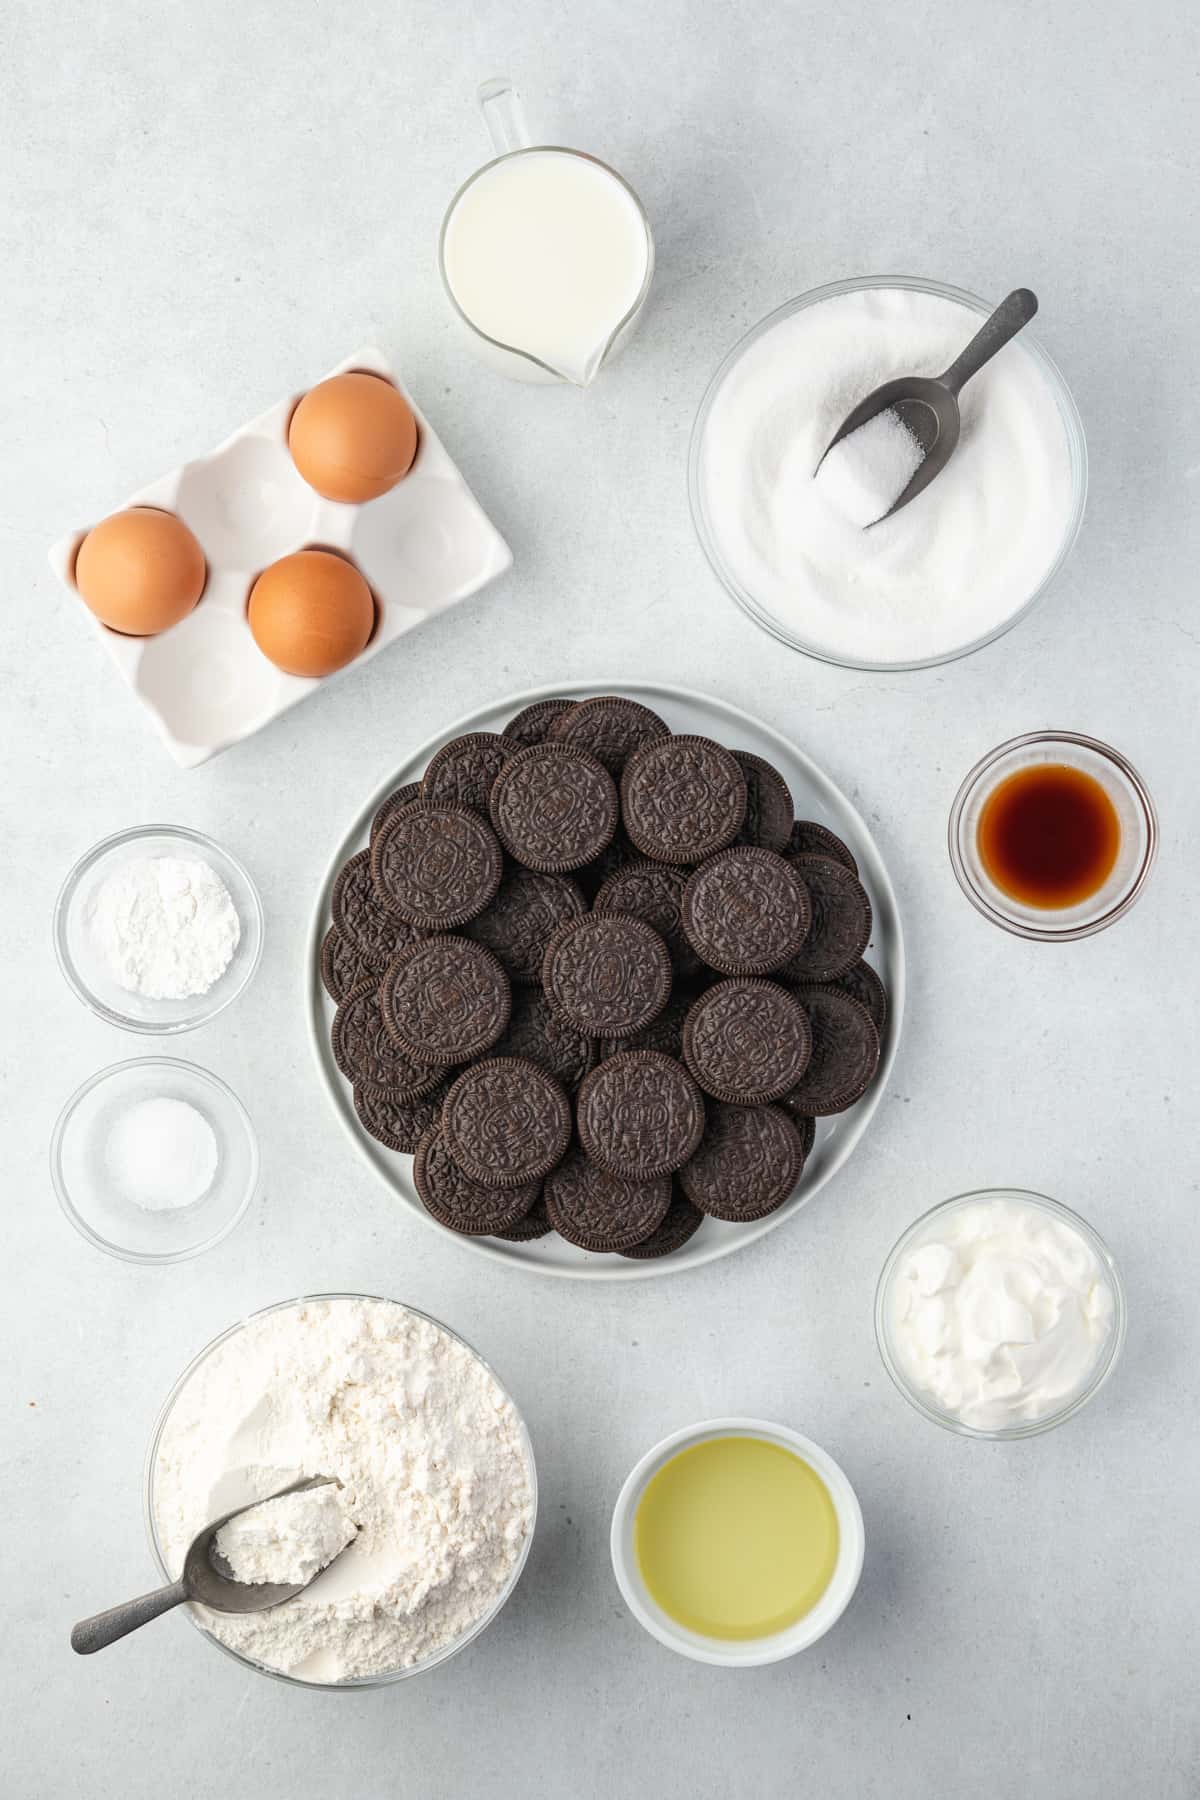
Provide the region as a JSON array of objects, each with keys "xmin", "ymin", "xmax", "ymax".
[
  {"xmin": 688, "ymin": 275, "xmax": 1088, "ymax": 671},
  {"xmin": 53, "ymin": 824, "xmax": 264, "ymax": 1035},
  {"xmin": 50, "ymin": 1057, "xmax": 259, "ymax": 1262}
]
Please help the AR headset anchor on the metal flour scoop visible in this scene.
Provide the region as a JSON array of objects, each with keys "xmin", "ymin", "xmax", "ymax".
[{"xmin": 71, "ymin": 1475, "xmax": 354, "ymax": 1656}]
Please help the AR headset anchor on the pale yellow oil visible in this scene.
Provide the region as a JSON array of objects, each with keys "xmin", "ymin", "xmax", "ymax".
[{"xmin": 634, "ymin": 1435, "xmax": 839, "ymax": 1640}]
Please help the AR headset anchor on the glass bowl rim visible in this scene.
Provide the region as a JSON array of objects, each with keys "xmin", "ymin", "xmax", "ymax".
[
  {"xmin": 142, "ymin": 1291, "xmax": 539, "ymax": 1689},
  {"xmin": 49, "ymin": 1055, "xmax": 260, "ymax": 1265},
  {"xmin": 52, "ymin": 822, "xmax": 265, "ymax": 1035},
  {"xmin": 686, "ymin": 272, "xmax": 1088, "ymax": 672},
  {"xmin": 874, "ymin": 1187, "xmax": 1128, "ymax": 1440},
  {"xmin": 947, "ymin": 730, "xmax": 1159, "ymax": 941}
]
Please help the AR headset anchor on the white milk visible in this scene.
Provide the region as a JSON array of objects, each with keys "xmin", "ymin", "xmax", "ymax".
[{"xmin": 442, "ymin": 150, "xmax": 651, "ymax": 385}]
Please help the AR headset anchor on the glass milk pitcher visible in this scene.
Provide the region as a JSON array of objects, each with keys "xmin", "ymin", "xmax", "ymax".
[{"xmin": 439, "ymin": 79, "xmax": 655, "ymax": 386}]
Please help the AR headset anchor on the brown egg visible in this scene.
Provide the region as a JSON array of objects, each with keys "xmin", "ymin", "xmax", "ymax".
[
  {"xmin": 74, "ymin": 507, "xmax": 206, "ymax": 636},
  {"xmin": 247, "ymin": 549, "xmax": 374, "ymax": 678},
  {"xmin": 288, "ymin": 372, "xmax": 418, "ymax": 503}
]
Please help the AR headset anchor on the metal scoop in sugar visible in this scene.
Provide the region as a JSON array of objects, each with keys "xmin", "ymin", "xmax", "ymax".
[{"xmin": 817, "ymin": 288, "xmax": 1039, "ymax": 523}]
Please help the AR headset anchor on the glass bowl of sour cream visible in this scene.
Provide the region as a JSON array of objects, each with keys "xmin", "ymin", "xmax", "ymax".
[
  {"xmin": 689, "ymin": 276, "xmax": 1088, "ymax": 671},
  {"xmin": 875, "ymin": 1189, "xmax": 1126, "ymax": 1439}
]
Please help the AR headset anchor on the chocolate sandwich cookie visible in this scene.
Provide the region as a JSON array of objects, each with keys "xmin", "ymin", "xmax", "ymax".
[
  {"xmin": 543, "ymin": 1146, "xmax": 672, "ymax": 1252},
  {"xmin": 682, "ymin": 977, "xmax": 812, "ymax": 1104},
  {"xmin": 783, "ymin": 986, "xmax": 880, "ymax": 1116},
  {"xmin": 594, "ymin": 858, "xmax": 703, "ymax": 979},
  {"xmin": 369, "ymin": 781, "xmax": 421, "ymax": 847},
  {"xmin": 331, "ymin": 980, "xmax": 446, "ymax": 1101},
  {"xmin": 733, "ymin": 751, "xmax": 793, "ymax": 852},
  {"xmin": 832, "ymin": 960, "xmax": 888, "ymax": 1040},
  {"xmin": 414, "ymin": 1127, "xmax": 540, "ymax": 1236},
  {"xmin": 493, "ymin": 1193, "xmax": 554, "ymax": 1242},
  {"xmin": 422, "ymin": 731, "xmax": 510, "ymax": 813},
  {"xmin": 491, "ymin": 987, "xmax": 597, "ymax": 1091},
  {"xmin": 779, "ymin": 854, "xmax": 872, "ymax": 983},
  {"xmin": 488, "ymin": 742, "xmax": 619, "ymax": 873},
  {"xmin": 464, "ymin": 865, "xmax": 587, "ymax": 985},
  {"xmin": 371, "ymin": 800, "xmax": 503, "ymax": 930},
  {"xmin": 576, "ymin": 1050, "xmax": 706, "ymax": 1179},
  {"xmin": 440, "ymin": 1056, "xmax": 572, "ymax": 1189},
  {"xmin": 621, "ymin": 734, "xmax": 747, "ymax": 864},
  {"xmin": 600, "ymin": 985, "xmax": 696, "ymax": 1062},
  {"xmin": 379, "ymin": 936, "xmax": 511, "ymax": 1066},
  {"xmin": 786, "ymin": 819, "xmax": 859, "ymax": 876},
  {"xmin": 542, "ymin": 914, "xmax": 672, "ymax": 1040},
  {"xmin": 353, "ymin": 1080, "xmax": 447, "ymax": 1154},
  {"xmin": 577, "ymin": 826, "xmax": 637, "ymax": 902},
  {"xmin": 320, "ymin": 926, "xmax": 382, "ymax": 1004},
  {"xmin": 502, "ymin": 697, "xmax": 577, "ymax": 750},
  {"xmin": 548, "ymin": 693, "xmax": 670, "ymax": 777},
  {"xmin": 680, "ymin": 1102, "xmax": 805, "ymax": 1222},
  {"xmin": 617, "ymin": 1185, "xmax": 704, "ymax": 1259},
  {"xmin": 681, "ymin": 846, "xmax": 811, "ymax": 977},
  {"xmin": 331, "ymin": 849, "xmax": 425, "ymax": 965}
]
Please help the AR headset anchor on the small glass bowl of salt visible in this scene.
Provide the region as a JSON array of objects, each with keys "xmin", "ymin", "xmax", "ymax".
[
  {"xmin": 50, "ymin": 1058, "xmax": 259, "ymax": 1263},
  {"xmin": 53, "ymin": 824, "xmax": 264, "ymax": 1035}
]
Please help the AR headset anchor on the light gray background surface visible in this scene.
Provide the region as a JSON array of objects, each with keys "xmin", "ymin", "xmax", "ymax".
[{"xmin": 3, "ymin": 2, "xmax": 1197, "ymax": 1795}]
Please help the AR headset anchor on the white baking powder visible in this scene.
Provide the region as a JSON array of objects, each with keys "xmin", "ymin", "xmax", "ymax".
[
  {"xmin": 215, "ymin": 1484, "xmax": 356, "ymax": 1587},
  {"xmin": 105, "ymin": 1096, "xmax": 218, "ymax": 1210},
  {"xmin": 699, "ymin": 286, "xmax": 1075, "ymax": 664},
  {"xmin": 152, "ymin": 1297, "xmax": 534, "ymax": 1682},
  {"xmin": 88, "ymin": 855, "xmax": 240, "ymax": 999},
  {"xmin": 816, "ymin": 407, "xmax": 925, "ymax": 527}
]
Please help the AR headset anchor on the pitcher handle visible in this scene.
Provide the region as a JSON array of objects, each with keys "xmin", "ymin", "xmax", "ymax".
[{"xmin": 478, "ymin": 77, "xmax": 531, "ymax": 155}]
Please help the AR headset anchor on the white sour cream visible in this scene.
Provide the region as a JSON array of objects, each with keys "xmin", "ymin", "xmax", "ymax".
[{"xmin": 889, "ymin": 1197, "xmax": 1116, "ymax": 1429}]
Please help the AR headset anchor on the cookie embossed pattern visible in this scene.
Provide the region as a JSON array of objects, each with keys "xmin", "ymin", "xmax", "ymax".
[{"xmin": 309, "ymin": 684, "xmax": 904, "ymax": 1278}]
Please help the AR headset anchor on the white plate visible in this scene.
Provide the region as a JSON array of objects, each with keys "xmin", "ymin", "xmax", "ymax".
[
  {"xmin": 305, "ymin": 682, "xmax": 905, "ymax": 1280},
  {"xmin": 48, "ymin": 347, "xmax": 512, "ymax": 768}
]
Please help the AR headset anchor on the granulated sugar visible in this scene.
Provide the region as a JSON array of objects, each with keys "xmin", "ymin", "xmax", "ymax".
[
  {"xmin": 816, "ymin": 407, "xmax": 925, "ymax": 527},
  {"xmin": 152, "ymin": 1297, "xmax": 534, "ymax": 1682},
  {"xmin": 699, "ymin": 286, "xmax": 1075, "ymax": 664}
]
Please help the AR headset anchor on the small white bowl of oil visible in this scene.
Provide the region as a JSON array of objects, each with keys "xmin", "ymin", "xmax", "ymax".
[{"xmin": 610, "ymin": 1417, "xmax": 865, "ymax": 1667}]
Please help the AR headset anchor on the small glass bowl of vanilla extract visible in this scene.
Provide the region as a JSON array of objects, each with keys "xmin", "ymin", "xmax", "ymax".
[{"xmin": 949, "ymin": 731, "xmax": 1157, "ymax": 940}]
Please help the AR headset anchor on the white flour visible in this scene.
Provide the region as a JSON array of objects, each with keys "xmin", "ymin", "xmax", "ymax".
[
  {"xmin": 152, "ymin": 1297, "xmax": 535, "ymax": 1682},
  {"xmin": 215, "ymin": 1485, "xmax": 356, "ymax": 1587},
  {"xmin": 699, "ymin": 286, "xmax": 1075, "ymax": 664},
  {"xmin": 88, "ymin": 855, "xmax": 240, "ymax": 999}
]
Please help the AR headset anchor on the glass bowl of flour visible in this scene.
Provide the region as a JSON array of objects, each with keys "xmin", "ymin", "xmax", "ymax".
[
  {"xmin": 53, "ymin": 824, "xmax": 264, "ymax": 1034},
  {"xmin": 689, "ymin": 276, "xmax": 1087, "ymax": 670},
  {"xmin": 144, "ymin": 1294, "xmax": 538, "ymax": 1687}
]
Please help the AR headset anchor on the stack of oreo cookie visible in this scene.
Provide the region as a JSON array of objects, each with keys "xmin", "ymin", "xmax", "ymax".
[{"xmin": 321, "ymin": 694, "xmax": 887, "ymax": 1260}]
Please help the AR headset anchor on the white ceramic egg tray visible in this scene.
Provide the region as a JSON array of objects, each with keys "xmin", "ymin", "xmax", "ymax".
[{"xmin": 48, "ymin": 347, "xmax": 513, "ymax": 768}]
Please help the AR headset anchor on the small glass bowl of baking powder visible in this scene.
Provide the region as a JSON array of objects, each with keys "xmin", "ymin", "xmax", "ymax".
[
  {"xmin": 50, "ymin": 1057, "xmax": 260, "ymax": 1263},
  {"xmin": 53, "ymin": 824, "xmax": 264, "ymax": 1033},
  {"xmin": 142, "ymin": 1294, "xmax": 538, "ymax": 1688},
  {"xmin": 875, "ymin": 1189, "xmax": 1127, "ymax": 1440}
]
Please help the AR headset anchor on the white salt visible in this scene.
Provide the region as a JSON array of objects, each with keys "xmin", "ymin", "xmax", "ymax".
[
  {"xmin": 816, "ymin": 407, "xmax": 925, "ymax": 527},
  {"xmin": 104, "ymin": 1095, "xmax": 218, "ymax": 1210}
]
